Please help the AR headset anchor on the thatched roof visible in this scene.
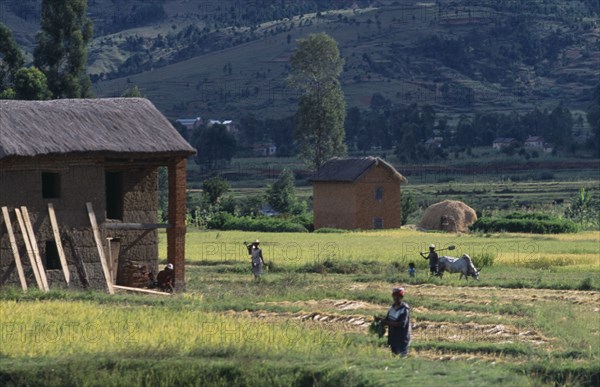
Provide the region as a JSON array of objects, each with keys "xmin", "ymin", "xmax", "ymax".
[
  {"xmin": 0, "ymin": 98, "xmax": 196, "ymax": 160},
  {"xmin": 311, "ymin": 157, "xmax": 407, "ymax": 183},
  {"xmin": 419, "ymin": 200, "xmax": 477, "ymax": 233}
]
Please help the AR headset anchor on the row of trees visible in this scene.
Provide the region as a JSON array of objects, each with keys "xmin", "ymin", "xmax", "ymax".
[
  {"xmin": 1, "ymin": 0, "xmax": 92, "ymax": 100},
  {"xmin": 194, "ymin": 93, "xmax": 587, "ymax": 169}
]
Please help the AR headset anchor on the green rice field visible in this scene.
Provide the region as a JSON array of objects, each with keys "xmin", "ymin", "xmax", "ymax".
[{"xmin": 1, "ymin": 229, "xmax": 599, "ymax": 386}]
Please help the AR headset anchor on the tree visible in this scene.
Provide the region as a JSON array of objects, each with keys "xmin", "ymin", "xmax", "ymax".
[
  {"xmin": 202, "ymin": 176, "xmax": 230, "ymax": 205},
  {"xmin": 239, "ymin": 113, "xmax": 261, "ymax": 143},
  {"xmin": 289, "ymin": 32, "xmax": 346, "ymax": 170},
  {"xmin": 401, "ymin": 192, "xmax": 417, "ymax": 226},
  {"xmin": 587, "ymin": 84, "xmax": 600, "ymax": 157},
  {"xmin": 34, "ymin": 0, "xmax": 93, "ymax": 98},
  {"xmin": 345, "ymin": 106, "xmax": 363, "ymax": 149},
  {"xmin": 192, "ymin": 124, "xmax": 237, "ymax": 168},
  {"xmin": 13, "ymin": 67, "xmax": 52, "ymax": 100},
  {"xmin": 121, "ymin": 85, "xmax": 143, "ymax": 97},
  {"xmin": 565, "ymin": 188, "xmax": 597, "ymax": 227},
  {"xmin": 265, "ymin": 168, "xmax": 304, "ymax": 214},
  {"xmin": 0, "ymin": 23, "xmax": 24, "ymax": 93},
  {"xmin": 547, "ymin": 102, "xmax": 573, "ymax": 147},
  {"xmin": 454, "ymin": 115, "xmax": 475, "ymax": 146}
]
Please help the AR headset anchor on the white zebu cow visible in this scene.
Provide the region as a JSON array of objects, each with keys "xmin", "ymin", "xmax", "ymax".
[{"xmin": 438, "ymin": 254, "xmax": 480, "ymax": 280}]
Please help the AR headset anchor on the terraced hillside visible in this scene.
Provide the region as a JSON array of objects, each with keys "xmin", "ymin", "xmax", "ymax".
[{"xmin": 3, "ymin": 0, "xmax": 598, "ymax": 120}]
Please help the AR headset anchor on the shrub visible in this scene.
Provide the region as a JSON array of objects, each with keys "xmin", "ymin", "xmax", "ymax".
[
  {"xmin": 314, "ymin": 228, "xmax": 348, "ymax": 233},
  {"xmin": 471, "ymin": 252, "xmax": 496, "ymax": 268},
  {"xmin": 207, "ymin": 212, "xmax": 308, "ymax": 232},
  {"xmin": 470, "ymin": 212, "xmax": 578, "ymax": 234},
  {"xmin": 289, "ymin": 213, "xmax": 314, "ymax": 232},
  {"xmin": 577, "ymin": 276, "xmax": 593, "ymax": 291}
]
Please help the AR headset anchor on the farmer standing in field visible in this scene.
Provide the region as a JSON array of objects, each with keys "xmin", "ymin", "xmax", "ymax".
[
  {"xmin": 420, "ymin": 244, "xmax": 439, "ymax": 276},
  {"xmin": 248, "ymin": 240, "xmax": 265, "ymax": 280},
  {"xmin": 380, "ymin": 287, "xmax": 411, "ymax": 357}
]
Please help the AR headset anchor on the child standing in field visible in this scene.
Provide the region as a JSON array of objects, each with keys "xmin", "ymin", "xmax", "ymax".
[{"xmin": 408, "ymin": 262, "xmax": 416, "ymax": 278}]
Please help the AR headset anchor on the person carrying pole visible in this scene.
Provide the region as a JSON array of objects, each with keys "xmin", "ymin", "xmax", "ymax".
[{"xmin": 420, "ymin": 244, "xmax": 439, "ymax": 276}]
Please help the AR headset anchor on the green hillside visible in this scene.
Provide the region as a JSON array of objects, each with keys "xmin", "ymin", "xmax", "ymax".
[
  {"xmin": 93, "ymin": 0, "xmax": 599, "ymax": 120},
  {"xmin": 3, "ymin": 0, "xmax": 599, "ymax": 121}
]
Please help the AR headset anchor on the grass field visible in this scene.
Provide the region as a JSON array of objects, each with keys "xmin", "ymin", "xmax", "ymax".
[{"xmin": 1, "ymin": 229, "xmax": 599, "ymax": 386}]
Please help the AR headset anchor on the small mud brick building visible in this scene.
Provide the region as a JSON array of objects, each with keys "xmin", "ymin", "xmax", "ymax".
[
  {"xmin": 311, "ymin": 157, "xmax": 407, "ymax": 230},
  {"xmin": 0, "ymin": 98, "xmax": 195, "ymax": 290}
]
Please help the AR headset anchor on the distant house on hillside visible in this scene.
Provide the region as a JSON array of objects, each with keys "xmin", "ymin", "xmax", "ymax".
[
  {"xmin": 206, "ymin": 119, "xmax": 222, "ymax": 127},
  {"xmin": 311, "ymin": 157, "xmax": 407, "ymax": 230},
  {"xmin": 222, "ymin": 120, "xmax": 235, "ymax": 131},
  {"xmin": 524, "ymin": 136, "xmax": 545, "ymax": 148},
  {"xmin": 0, "ymin": 98, "xmax": 195, "ymax": 292},
  {"xmin": 252, "ymin": 143, "xmax": 277, "ymax": 157},
  {"xmin": 492, "ymin": 137, "xmax": 517, "ymax": 149},
  {"xmin": 175, "ymin": 117, "xmax": 203, "ymax": 130}
]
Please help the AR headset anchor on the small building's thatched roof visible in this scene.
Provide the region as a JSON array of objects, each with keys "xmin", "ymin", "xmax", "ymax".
[
  {"xmin": 0, "ymin": 98, "xmax": 196, "ymax": 160},
  {"xmin": 311, "ymin": 157, "xmax": 407, "ymax": 183}
]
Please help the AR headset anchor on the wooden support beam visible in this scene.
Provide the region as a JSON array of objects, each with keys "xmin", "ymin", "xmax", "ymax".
[
  {"xmin": 113, "ymin": 285, "xmax": 171, "ymax": 296},
  {"xmin": 2, "ymin": 207, "xmax": 28, "ymax": 291},
  {"xmin": 168, "ymin": 158, "xmax": 187, "ymax": 290},
  {"xmin": 106, "ymin": 238, "xmax": 120, "ymax": 285},
  {"xmin": 48, "ymin": 204, "xmax": 70, "ymax": 286},
  {"xmin": 104, "ymin": 223, "xmax": 172, "ymax": 230},
  {"xmin": 14, "ymin": 208, "xmax": 42, "ymax": 289},
  {"xmin": 20, "ymin": 207, "xmax": 49, "ymax": 292},
  {"xmin": 86, "ymin": 202, "xmax": 114, "ymax": 294}
]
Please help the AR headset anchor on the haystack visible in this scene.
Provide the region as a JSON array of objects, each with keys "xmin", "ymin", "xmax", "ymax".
[{"xmin": 419, "ymin": 200, "xmax": 477, "ymax": 233}]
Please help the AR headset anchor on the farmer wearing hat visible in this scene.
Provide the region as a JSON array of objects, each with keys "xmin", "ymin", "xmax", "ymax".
[
  {"xmin": 248, "ymin": 240, "xmax": 265, "ymax": 280},
  {"xmin": 156, "ymin": 263, "xmax": 175, "ymax": 292},
  {"xmin": 420, "ymin": 244, "xmax": 439, "ymax": 276},
  {"xmin": 381, "ymin": 287, "xmax": 411, "ymax": 357}
]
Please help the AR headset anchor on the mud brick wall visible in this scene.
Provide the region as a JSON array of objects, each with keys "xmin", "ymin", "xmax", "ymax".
[
  {"xmin": 0, "ymin": 157, "xmax": 159, "ymax": 290},
  {"xmin": 108, "ymin": 167, "xmax": 158, "ymax": 285},
  {"xmin": 355, "ymin": 165, "xmax": 402, "ymax": 230},
  {"xmin": 313, "ymin": 182, "xmax": 357, "ymax": 229}
]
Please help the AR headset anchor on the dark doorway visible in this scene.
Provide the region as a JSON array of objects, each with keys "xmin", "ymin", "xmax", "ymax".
[{"xmin": 106, "ymin": 172, "xmax": 124, "ymax": 220}]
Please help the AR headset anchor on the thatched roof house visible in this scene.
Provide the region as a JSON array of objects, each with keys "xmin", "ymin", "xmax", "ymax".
[
  {"xmin": 311, "ymin": 157, "xmax": 407, "ymax": 230},
  {"xmin": 1, "ymin": 98, "xmax": 193, "ymax": 158},
  {"xmin": 0, "ymin": 98, "xmax": 195, "ymax": 292}
]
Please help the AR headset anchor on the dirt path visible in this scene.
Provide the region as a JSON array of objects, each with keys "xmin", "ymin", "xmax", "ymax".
[
  {"xmin": 243, "ymin": 295, "xmax": 555, "ymax": 349},
  {"xmin": 349, "ymin": 283, "xmax": 600, "ymax": 307}
]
